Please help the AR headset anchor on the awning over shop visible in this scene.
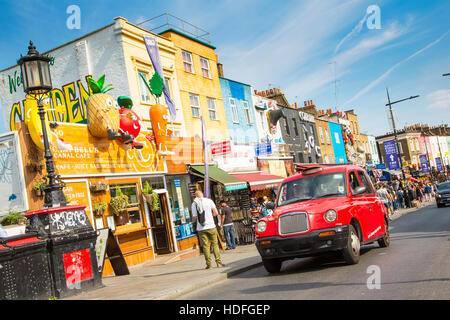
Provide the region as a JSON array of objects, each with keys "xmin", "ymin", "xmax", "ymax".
[
  {"xmin": 188, "ymin": 165, "xmax": 248, "ymax": 191},
  {"xmin": 231, "ymin": 172, "xmax": 284, "ymax": 191}
]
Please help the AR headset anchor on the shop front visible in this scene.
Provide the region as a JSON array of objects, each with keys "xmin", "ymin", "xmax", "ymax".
[
  {"xmin": 187, "ymin": 164, "xmax": 255, "ymax": 245},
  {"xmin": 16, "ymin": 122, "xmax": 178, "ymax": 276},
  {"xmin": 230, "ymin": 171, "xmax": 284, "ymax": 202}
]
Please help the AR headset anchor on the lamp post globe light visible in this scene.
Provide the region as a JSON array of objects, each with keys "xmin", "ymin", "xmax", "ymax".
[{"xmin": 17, "ymin": 41, "xmax": 68, "ymax": 208}]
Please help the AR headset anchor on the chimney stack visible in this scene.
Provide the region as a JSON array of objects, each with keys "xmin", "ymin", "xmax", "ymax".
[{"xmin": 217, "ymin": 62, "xmax": 224, "ymax": 78}]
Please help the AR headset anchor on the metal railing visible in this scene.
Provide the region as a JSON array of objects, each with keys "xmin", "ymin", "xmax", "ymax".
[{"xmin": 137, "ymin": 13, "xmax": 212, "ymax": 44}]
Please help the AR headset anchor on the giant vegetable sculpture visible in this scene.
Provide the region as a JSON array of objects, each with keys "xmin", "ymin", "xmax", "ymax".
[
  {"xmin": 139, "ymin": 71, "xmax": 173, "ymax": 155},
  {"xmin": 86, "ymin": 75, "xmax": 133, "ymax": 143}
]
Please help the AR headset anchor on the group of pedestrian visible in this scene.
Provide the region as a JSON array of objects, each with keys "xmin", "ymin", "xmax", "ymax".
[
  {"xmin": 375, "ymin": 180, "xmax": 436, "ymax": 216},
  {"xmin": 250, "ymin": 196, "xmax": 274, "ymax": 218}
]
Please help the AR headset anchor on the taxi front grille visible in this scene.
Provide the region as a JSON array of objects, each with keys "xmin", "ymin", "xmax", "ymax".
[{"xmin": 279, "ymin": 212, "xmax": 309, "ymax": 235}]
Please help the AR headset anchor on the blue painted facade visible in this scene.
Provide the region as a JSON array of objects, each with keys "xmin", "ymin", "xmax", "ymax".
[
  {"xmin": 219, "ymin": 77, "xmax": 259, "ymax": 144},
  {"xmin": 328, "ymin": 122, "xmax": 348, "ymax": 164}
]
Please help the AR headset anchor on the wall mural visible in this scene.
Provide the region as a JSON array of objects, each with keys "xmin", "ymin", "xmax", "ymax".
[{"xmin": 301, "ymin": 123, "xmax": 321, "ymax": 158}]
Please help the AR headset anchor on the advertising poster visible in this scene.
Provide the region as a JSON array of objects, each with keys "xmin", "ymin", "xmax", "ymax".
[{"xmin": 435, "ymin": 157, "xmax": 443, "ymax": 172}]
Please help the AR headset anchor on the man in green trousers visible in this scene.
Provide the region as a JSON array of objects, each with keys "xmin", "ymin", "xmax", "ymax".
[{"xmin": 192, "ymin": 190, "xmax": 224, "ymax": 269}]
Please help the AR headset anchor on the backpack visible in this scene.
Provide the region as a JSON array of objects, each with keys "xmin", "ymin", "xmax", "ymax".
[{"xmin": 195, "ymin": 199, "xmax": 206, "ymax": 226}]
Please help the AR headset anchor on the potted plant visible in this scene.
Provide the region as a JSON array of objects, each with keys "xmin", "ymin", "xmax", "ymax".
[
  {"xmin": 92, "ymin": 202, "xmax": 107, "ymax": 216},
  {"xmin": 0, "ymin": 210, "xmax": 27, "ymax": 236},
  {"xmin": 90, "ymin": 182, "xmax": 108, "ymax": 192},
  {"xmin": 33, "ymin": 181, "xmax": 46, "ymax": 197},
  {"xmin": 142, "ymin": 181, "xmax": 160, "ymax": 212},
  {"xmin": 110, "ymin": 187, "xmax": 129, "ymax": 225}
]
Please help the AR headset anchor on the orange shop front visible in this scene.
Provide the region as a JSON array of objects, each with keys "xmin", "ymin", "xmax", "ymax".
[{"xmin": 19, "ymin": 123, "xmax": 178, "ymax": 276}]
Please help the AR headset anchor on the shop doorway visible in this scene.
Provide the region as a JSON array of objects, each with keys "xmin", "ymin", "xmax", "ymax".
[{"xmin": 149, "ymin": 192, "xmax": 174, "ymax": 254}]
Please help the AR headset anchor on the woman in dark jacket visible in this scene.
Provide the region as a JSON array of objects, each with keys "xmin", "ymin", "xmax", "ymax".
[{"xmin": 404, "ymin": 187, "xmax": 411, "ymax": 208}]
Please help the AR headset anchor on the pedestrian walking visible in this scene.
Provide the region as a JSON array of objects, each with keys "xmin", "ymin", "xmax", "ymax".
[
  {"xmin": 220, "ymin": 201, "xmax": 236, "ymax": 250},
  {"xmin": 397, "ymin": 188, "xmax": 404, "ymax": 209},
  {"xmin": 376, "ymin": 183, "xmax": 391, "ymax": 216},
  {"xmin": 192, "ymin": 190, "xmax": 225, "ymax": 269}
]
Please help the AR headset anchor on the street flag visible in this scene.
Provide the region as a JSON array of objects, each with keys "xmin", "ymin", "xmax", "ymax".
[
  {"xmin": 201, "ymin": 116, "xmax": 210, "ymax": 198},
  {"xmin": 143, "ymin": 35, "xmax": 177, "ymax": 122}
]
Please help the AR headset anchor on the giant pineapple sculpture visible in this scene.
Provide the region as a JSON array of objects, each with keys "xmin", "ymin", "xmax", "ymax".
[{"xmin": 86, "ymin": 75, "xmax": 123, "ymax": 140}]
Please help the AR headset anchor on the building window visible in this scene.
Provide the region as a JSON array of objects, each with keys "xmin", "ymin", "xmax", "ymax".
[
  {"xmin": 110, "ymin": 183, "xmax": 142, "ymax": 227},
  {"xmin": 230, "ymin": 98, "xmax": 239, "ymax": 123},
  {"xmin": 138, "ymin": 71, "xmax": 151, "ymax": 103},
  {"xmin": 334, "ymin": 132, "xmax": 341, "ymax": 144},
  {"xmin": 319, "ymin": 127, "xmax": 324, "ymax": 143},
  {"xmin": 324, "ymin": 155, "xmax": 329, "ymax": 163},
  {"xmin": 292, "ymin": 118, "xmax": 299, "ymax": 136},
  {"xmin": 189, "ymin": 93, "xmax": 201, "ymax": 118},
  {"xmin": 284, "ymin": 119, "xmax": 290, "ymax": 136},
  {"xmin": 182, "ymin": 50, "xmax": 194, "ymax": 73},
  {"xmin": 207, "ymin": 97, "xmax": 218, "ymax": 120},
  {"xmin": 199, "ymin": 57, "xmax": 211, "ymax": 78},
  {"xmin": 243, "ymin": 101, "xmax": 252, "ymax": 125},
  {"xmin": 325, "ymin": 128, "xmax": 330, "ymax": 144}
]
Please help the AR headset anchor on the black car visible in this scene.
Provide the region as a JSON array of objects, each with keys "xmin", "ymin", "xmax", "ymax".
[{"xmin": 436, "ymin": 181, "xmax": 450, "ymax": 208}]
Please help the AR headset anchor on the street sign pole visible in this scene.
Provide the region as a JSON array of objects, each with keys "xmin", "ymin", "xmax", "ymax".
[{"xmin": 386, "ymin": 88, "xmax": 405, "ymax": 182}]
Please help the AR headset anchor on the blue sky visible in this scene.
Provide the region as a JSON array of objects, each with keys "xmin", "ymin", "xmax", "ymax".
[{"xmin": 0, "ymin": 0, "xmax": 449, "ymax": 136}]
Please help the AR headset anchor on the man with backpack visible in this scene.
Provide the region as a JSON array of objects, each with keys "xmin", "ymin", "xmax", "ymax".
[{"xmin": 192, "ymin": 190, "xmax": 224, "ymax": 269}]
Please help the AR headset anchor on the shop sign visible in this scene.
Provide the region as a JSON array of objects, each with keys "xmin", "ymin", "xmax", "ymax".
[
  {"xmin": 51, "ymin": 123, "xmax": 164, "ymax": 176},
  {"xmin": 174, "ymin": 178, "xmax": 182, "ymax": 188},
  {"xmin": 299, "ymin": 111, "xmax": 315, "ymax": 123},
  {"xmin": 210, "ymin": 141, "xmax": 231, "ymax": 156},
  {"xmin": 255, "ymin": 142, "xmax": 272, "ymax": 156},
  {"xmin": 376, "ymin": 163, "xmax": 386, "ymax": 169},
  {"xmin": 225, "ymin": 183, "xmax": 248, "ymax": 191},
  {"xmin": 268, "ymin": 159, "xmax": 288, "ymax": 178},
  {"xmin": 63, "ymin": 181, "xmax": 92, "ymax": 223}
]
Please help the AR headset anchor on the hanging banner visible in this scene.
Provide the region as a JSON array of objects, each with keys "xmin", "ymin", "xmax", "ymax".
[
  {"xmin": 435, "ymin": 157, "xmax": 443, "ymax": 172},
  {"xmin": 143, "ymin": 35, "xmax": 177, "ymax": 122},
  {"xmin": 419, "ymin": 154, "xmax": 430, "ymax": 173},
  {"xmin": 383, "ymin": 140, "xmax": 399, "ymax": 170}
]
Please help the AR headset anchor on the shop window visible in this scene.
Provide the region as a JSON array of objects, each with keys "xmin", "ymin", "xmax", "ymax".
[{"xmin": 110, "ymin": 183, "xmax": 142, "ymax": 227}]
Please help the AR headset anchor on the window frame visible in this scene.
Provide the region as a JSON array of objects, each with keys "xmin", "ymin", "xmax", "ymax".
[
  {"xmin": 357, "ymin": 170, "xmax": 375, "ymax": 195},
  {"xmin": 199, "ymin": 56, "xmax": 211, "ymax": 79},
  {"xmin": 242, "ymin": 100, "xmax": 252, "ymax": 125},
  {"xmin": 230, "ymin": 98, "xmax": 239, "ymax": 123},
  {"xmin": 189, "ymin": 93, "xmax": 201, "ymax": 118},
  {"xmin": 137, "ymin": 70, "xmax": 152, "ymax": 104},
  {"xmin": 182, "ymin": 50, "xmax": 194, "ymax": 74},
  {"xmin": 207, "ymin": 97, "xmax": 218, "ymax": 120}
]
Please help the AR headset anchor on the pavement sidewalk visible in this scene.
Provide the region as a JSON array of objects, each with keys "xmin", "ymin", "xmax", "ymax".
[{"xmin": 64, "ymin": 200, "xmax": 434, "ymax": 300}]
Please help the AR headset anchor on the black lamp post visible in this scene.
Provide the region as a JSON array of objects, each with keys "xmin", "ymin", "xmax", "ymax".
[{"xmin": 18, "ymin": 41, "xmax": 68, "ymax": 208}]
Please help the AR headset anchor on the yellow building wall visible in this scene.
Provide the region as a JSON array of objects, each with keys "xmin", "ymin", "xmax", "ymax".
[
  {"xmin": 160, "ymin": 30, "xmax": 228, "ymax": 142},
  {"xmin": 115, "ymin": 17, "xmax": 187, "ymax": 136}
]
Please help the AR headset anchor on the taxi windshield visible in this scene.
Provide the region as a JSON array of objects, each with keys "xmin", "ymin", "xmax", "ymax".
[{"xmin": 277, "ymin": 172, "xmax": 347, "ymax": 207}]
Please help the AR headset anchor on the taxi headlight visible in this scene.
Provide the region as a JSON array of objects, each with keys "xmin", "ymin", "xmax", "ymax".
[
  {"xmin": 324, "ymin": 210, "xmax": 337, "ymax": 222},
  {"xmin": 256, "ymin": 221, "xmax": 267, "ymax": 233}
]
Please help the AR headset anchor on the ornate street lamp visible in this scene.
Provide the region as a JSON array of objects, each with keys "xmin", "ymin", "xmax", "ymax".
[{"xmin": 18, "ymin": 41, "xmax": 68, "ymax": 208}]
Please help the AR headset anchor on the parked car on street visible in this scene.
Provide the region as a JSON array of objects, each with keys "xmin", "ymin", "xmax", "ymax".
[
  {"xmin": 255, "ymin": 164, "xmax": 390, "ymax": 273},
  {"xmin": 436, "ymin": 181, "xmax": 450, "ymax": 208}
]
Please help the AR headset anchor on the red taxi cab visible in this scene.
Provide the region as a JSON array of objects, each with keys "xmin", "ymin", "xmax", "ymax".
[{"xmin": 255, "ymin": 164, "xmax": 390, "ymax": 273}]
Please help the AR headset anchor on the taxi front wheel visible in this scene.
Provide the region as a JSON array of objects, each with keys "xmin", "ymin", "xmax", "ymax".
[
  {"xmin": 262, "ymin": 258, "xmax": 282, "ymax": 273},
  {"xmin": 342, "ymin": 225, "xmax": 360, "ymax": 265}
]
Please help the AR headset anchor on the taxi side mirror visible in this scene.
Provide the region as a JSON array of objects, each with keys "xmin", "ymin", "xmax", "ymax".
[{"xmin": 353, "ymin": 186, "xmax": 366, "ymax": 195}]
